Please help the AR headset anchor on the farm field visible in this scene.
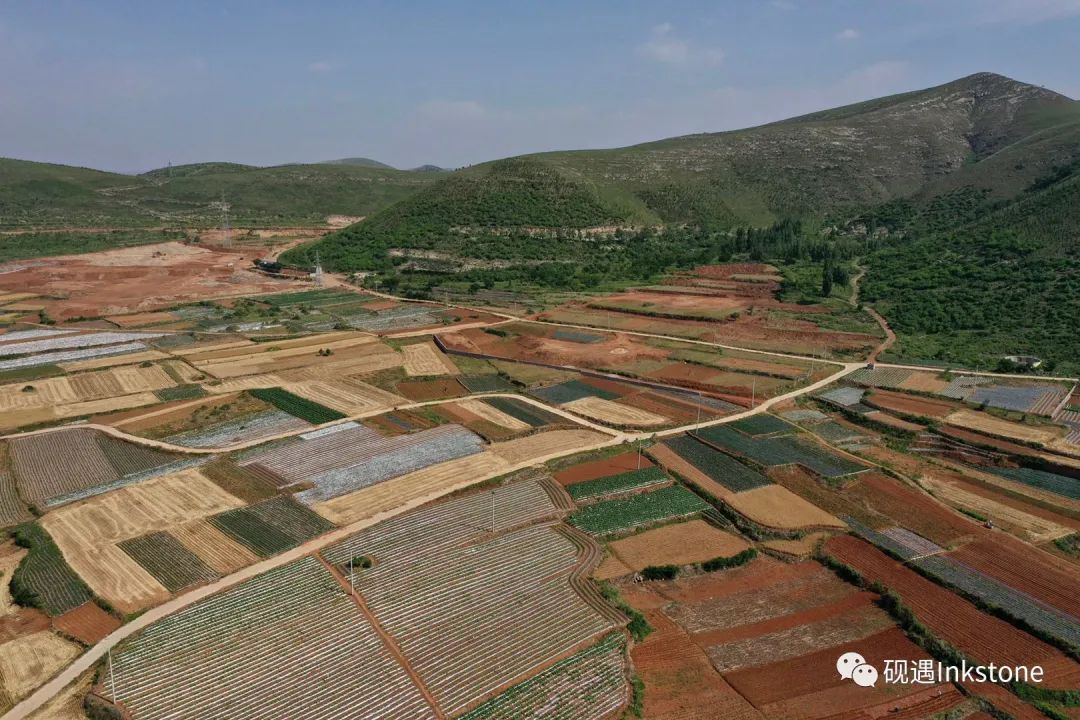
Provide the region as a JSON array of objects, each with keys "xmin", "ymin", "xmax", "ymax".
[
  {"xmin": 560, "ymin": 396, "xmax": 669, "ymax": 426},
  {"xmin": 489, "ymin": 429, "xmax": 612, "ymax": 465},
  {"xmin": 824, "ymin": 535, "xmax": 1080, "ymax": 689},
  {"xmin": 568, "ymin": 484, "xmax": 709, "ymax": 535},
  {"xmin": 553, "ymin": 449, "xmax": 655, "ymax": 485},
  {"xmin": 944, "ymin": 409, "xmax": 1066, "ymax": 446},
  {"xmin": 605, "ymin": 519, "xmax": 749, "ymax": 571},
  {"xmin": 105, "ymin": 556, "xmax": 437, "ymax": 720},
  {"xmin": 727, "ymin": 485, "xmax": 846, "ymax": 530},
  {"xmin": 401, "ymin": 341, "xmax": 459, "ymax": 376},
  {"xmin": 864, "ymin": 389, "xmax": 959, "ymax": 419},
  {"xmin": 0, "ymin": 631, "xmax": 82, "ymax": 704},
  {"xmin": 565, "ymin": 466, "xmax": 669, "ymax": 501},
  {"xmin": 454, "ymin": 398, "xmax": 532, "ymax": 431},
  {"xmin": 40, "ymin": 468, "xmax": 245, "ymax": 613},
  {"xmin": 50, "ymin": 601, "xmax": 121, "ymax": 645}
]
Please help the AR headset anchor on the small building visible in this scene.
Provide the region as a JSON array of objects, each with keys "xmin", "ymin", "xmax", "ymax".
[{"xmin": 1002, "ymin": 355, "xmax": 1042, "ymax": 369}]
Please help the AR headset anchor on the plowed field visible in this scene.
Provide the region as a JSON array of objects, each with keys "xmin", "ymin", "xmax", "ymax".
[
  {"xmin": 607, "ymin": 520, "xmax": 749, "ymax": 571},
  {"xmin": 51, "ymin": 602, "xmax": 120, "ymax": 644}
]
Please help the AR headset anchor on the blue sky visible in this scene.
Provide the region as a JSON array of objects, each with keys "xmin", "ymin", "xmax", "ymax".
[{"xmin": 1, "ymin": 0, "xmax": 1078, "ymax": 173}]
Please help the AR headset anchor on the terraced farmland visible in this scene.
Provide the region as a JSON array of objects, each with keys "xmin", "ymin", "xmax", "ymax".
[
  {"xmin": 459, "ymin": 633, "xmax": 627, "ymax": 719},
  {"xmin": 987, "ymin": 466, "xmax": 1079, "ymax": 501},
  {"xmin": 566, "ymin": 466, "xmax": 669, "ymax": 501},
  {"xmin": 568, "ymin": 484, "xmax": 709, "ymax": 535},
  {"xmin": 663, "ymin": 436, "xmax": 771, "ymax": 493},
  {"xmin": 107, "ymin": 556, "xmax": 436, "ymax": 720}
]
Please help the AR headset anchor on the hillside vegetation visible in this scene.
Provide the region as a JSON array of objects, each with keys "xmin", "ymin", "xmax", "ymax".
[{"xmin": 0, "ymin": 159, "xmax": 439, "ymax": 229}]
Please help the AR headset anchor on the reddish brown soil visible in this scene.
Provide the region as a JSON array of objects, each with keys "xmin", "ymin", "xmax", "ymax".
[
  {"xmin": 655, "ymin": 556, "xmax": 818, "ymax": 605},
  {"xmin": 691, "ymin": 590, "xmax": 878, "ymax": 646},
  {"xmin": 962, "ymin": 682, "xmax": 1047, "ymax": 720},
  {"xmin": 845, "ymin": 472, "xmax": 978, "ymax": 546},
  {"xmin": 0, "ymin": 607, "xmax": 51, "ymax": 643},
  {"xmin": 724, "ymin": 627, "xmax": 937, "ymax": 708},
  {"xmin": 689, "ymin": 263, "xmax": 779, "ymax": 279},
  {"xmin": 824, "ymin": 536, "xmax": 1080, "ymax": 689},
  {"xmin": 865, "ymin": 389, "xmax": 959, "ymax": 419},
  {"xmin": 553, "ymin": 451, "xmax": 655, "ymax": 485},
  {"xmin": 0, "ymin": 242, "xmax": 306, "ymax": 320},
  {"xmin": 625, "ymin": 603, "xmax": 765, "ymax": 720},
  {"xmin": 52, "ymin": 602, "xmax": 121, "ymax": 645},
  {"xmin": 647, "ymin": 363, "xmax": 722, "ymax": 385},
  {"xmin": 579, "ymin": 376, "xmax": 634, "ymax": 397},
  {"xmin": 618, "ymin": 392, "xmax": 700, "ymax": 422},
  {"xmin": 394, "ymin": 378, "xmax": 467, "ymax": 401},
  {"xmin": 948, "ymin": 535, "xmax": 1080, "ymax": 617}
]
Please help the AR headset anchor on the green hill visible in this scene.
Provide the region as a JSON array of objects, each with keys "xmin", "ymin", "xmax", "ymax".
[
  {"xmin": 319, "ymin": 157, "xmax": 396, "ymax": 169},
  {"xmin": 0, "ymin": 159, "xmax": 440, "ymax": 229}
]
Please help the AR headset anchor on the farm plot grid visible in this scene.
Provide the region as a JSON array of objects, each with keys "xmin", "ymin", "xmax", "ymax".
[
  {"xmin": 481, "ymin": 396, "xmax": 558, "ymax": 427},
  {"xmin": 569, "ymin": 484, "xmax": 709, "ymax": 535},
  {"xmin": 107, "ymin": 556, "xmax": 436, "ymax": 720},
  {"xmin": 458, "ymin": 374, "xmax": 515, "ymax": 393},
  {"xmin": 248, "ymin": 386, "xmax": 346, "ymax": 424},
  {"xmin": 0, "ymin": 340, "xmax": 152, "ymax": 371},
  {"xmin": 530, "ymin": 379, "xmax": 620, "ymax": 405},
  {"xmin": 728, "ymin": 414, "xmax": 796, "ymax": 437},
  {"xmin": 459, "ymin": 632, "xmax": 627, "ymax": 720},
  {"xmin": 0, "ymin": 331, "xmax": 167, "ymax": 358},
  {"xmin": 209, "ymin": 496, "xmax": 335, "ymax": 557},
  {"xmin": 240, "ymin": 423, "xmax": 485, "ymax": 503},
  {"xmin": 663, "ymin": 436, "xmax": 771, "ymax": 493},
  {"xmin": 347, "ymin": 524, "xmax": 615, "ymax": 715}
]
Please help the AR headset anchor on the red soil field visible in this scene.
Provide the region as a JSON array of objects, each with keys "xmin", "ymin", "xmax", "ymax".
[
  {"xmin": 617, "ymin": 392, "xmax": 700, "ymax": 423},
  {"xmin": 961, "ymin": 681, "xmax": 1047, "ymax": 720},
  {"xmin": 654, "ymin": 556, "xmax": 818, "ymax": 605},
  {"xmin": 622, "ymin": 599, "xmax": 764, "ymax": 720},
  {"xmin": 579, "ymin": 376, "xmax": 634, "ymax": 397},
  {"xmin": 691, "ymin": 590, "xmax": 878, "ymax": 647},
  {"xmin": 0, "ymin": 242, "xmax": 305, "ymax": 320},
  {"xmin": 865, "ymin": 389, "xmax": 959, "ymax": 419},
  {"xmin": 553, "ymin": 451, "xmax": 655, "ymax": 485},
  {"xmin": 845, "ymin": 472, "xmax": 978, "ymax": 546},
  {"xmin": 52, "ymin": 602, "xmax": 121, "ymax": 645},
  {"xmin": 947, "ymin": 535, "xmax": 1080, "ymax": 617},
  {"xmin": 824, "ymin": 536, "xmax": 1080, "ymax": 689},
  {"xmin": 394, "ymin": 378, "xmax": 467, "ymax": 401},
  {"xmin": 0, "ymin": 607, "xmax": 50, "ymax": 643},
  {"xmin": 723, "ymin": 627, "xmax": 939, "ymax": 709}
]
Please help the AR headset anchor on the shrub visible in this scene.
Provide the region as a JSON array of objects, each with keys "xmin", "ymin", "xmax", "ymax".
[
  {"xmin": 641, "ymin": 564, "xmax": 679, "ymax": 580},
  {"xmin": 700, "ymin": 548, "xmax": 757, "ymax": 572}
]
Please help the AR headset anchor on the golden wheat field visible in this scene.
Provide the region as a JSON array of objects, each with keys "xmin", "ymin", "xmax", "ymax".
[
  {"xmin": 401, "ymin": 342, "xmax": 458, "ymax": 376},
  {"xmin": 455, "ymin": 399, "xmax": 532, "ymax": 431},
  {"xmin": 561, "ymin": 396, "xmax": 668, "ymax": 426},
  {"xmin": 171, "ymin": 519, "xmax": 259, "ymax": 574},
  {"xmin": 727, "ymin": 485, "xmax": 845, "ymax": 530},
  {"xmin": 488, "ymin": 429, "xmax": 612, "ymax": 464},
  {"xmin": 0, "ymin": 631, "xmax": 82, "ymax": 702},
  {"xmin": 283, "ymin": 378, "xmax": 402, "ymax": 415}
]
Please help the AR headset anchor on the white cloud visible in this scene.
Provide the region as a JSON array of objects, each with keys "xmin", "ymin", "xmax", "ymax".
[
  {"xmin": 308, "ymin": 61, "xmax": 334, "ymax": 73},
  {"xmin": 638, "ymin": 23, "xmax": 724, "ymax": 67},
  {"xmin": 836, "ymin": 28, "xmax": 860, "ymax": 40}
]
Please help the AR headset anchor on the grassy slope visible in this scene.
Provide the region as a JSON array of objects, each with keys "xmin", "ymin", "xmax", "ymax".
[{"xmin": 0, "ymin": 159, "xmax": 439, "ymax": 229}]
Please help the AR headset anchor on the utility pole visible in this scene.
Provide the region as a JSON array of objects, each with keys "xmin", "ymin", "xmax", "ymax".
[
  {"xmin": 314, "ymin": 250, "xmax": 324, "ymax": 287},
  {"xmin": 348, "ymin": 555, "xmax": 354, "ymax": 592},
  {"xmin": 108, "ymin": 648, "xmax": 117, "ymax": 700}
]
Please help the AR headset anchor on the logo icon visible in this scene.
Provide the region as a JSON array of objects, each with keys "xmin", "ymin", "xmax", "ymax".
[{"xmin": 837, "ymin": 652, "xmax": 877, "ymax": 687}]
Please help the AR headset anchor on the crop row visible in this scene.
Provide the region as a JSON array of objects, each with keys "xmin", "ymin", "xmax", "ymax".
[
  {"xmin": 531, "ymin": 379, "xmax": 620, "ymax": 405},
  {"xmin": 296, "ymin": 424, "xmax": 485, "ymax": 504},
  {"xmin": 354, "ymin": 524, "xmax": 614, "ymax": 714},
  {"xmin": 663, "ymin": 436, "xmax": 771, "ymax": 492},
  {"xmin": 841, "ymin": 516, "xmax": 924, "ymax": 561},
  {"xmin": 483, "ymin": 397, "xmax": 556, "ymax": 427},
  {"xmin": 458, "ymin": 374, "xmax": 515, "ymax": 393},
  {"xmin": 209, "ymin": 496, "xmax": 334, "ymax": 557},
  {"xmin": 568, "ymin": 484, "xmax": 709, "ymax": 535},
  {"xmin": 461, "ymin": 632, "xmax": 626, "ymax": 720},
  {"xmin": 108, "ymin": 556, "xmax": 435, "ymax": 720},
  {"xmin": 0, "ymin": 445, "xmax": 32, "ymax": 528},
  {"xmin": 694, "ymin": 426, "xmax": 866, "ymax": 477},
  {"xmin": 256, "ymin": 289, "xmax": 362, "ymax": 307},
  {"xmin": 567, "ymin": 466, "xmax": 668, "ymax": 501},
  {"xmin": 322, "ymin": 477, "xmax": 560, "ymax": 567},
  {"xmin": 118, "ymin": 531, "xmax": 219, "ymax": 592},
  {"xmin": 0, "ymin": 340, "xmax": 149, "ymax": 371},
  {"xmin": 728, "ymin": 414, "xmax": 796, "ymax": 437},
  {"xmin": 913, "ymin": 555, "xmax": 1080, "ymax": 649},
  {"xmin": 165, "ymin": 409, "xmax": 311, "ymax": 449},
  {"xmin": 9, "ymin": 523, "xmax": 92, "ymax": 615},
  {"xmin": 347, "ymin": 305, "xmax": 439, "ymax": 330},
  {"xmin": 0, "ymin": 331, "xmax": 166, "ymax": 357},
  {"xmin": 249, "ymin": 386, "xmax": 347, "ymax": 424},
  {"xmin": 988, "ymin": 466, "xmax": 1079, "ymax": 500},
  {"xmin": 0, "ymin": 328, "xmax": 76, "ymax": 343}
]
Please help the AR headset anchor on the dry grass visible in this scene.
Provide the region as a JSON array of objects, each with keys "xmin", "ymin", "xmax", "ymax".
[
  {"xmin": 456, "ymin": 399, "xmax": 531, "ymax": 431},
  {"xmin": 172, "ymin": 520, "xmax": 259, "ymax": 574},
  {"xmin": 201, "ymin": 374, "xmax": 283, "ymax": 394},
  {"xmin": 0, "ymin": 543, "xmax": 28, "ymax": 615},
  {"xmin": 25, "ymin": 668, "xmax": 94, "ymax": 720},
  {"xmin": 488, "ymin": 429, "xmax": 610, "ymax": 465},
  {"xmin": 0, "ymin": 631, "xmax": 81, "ymax": 701},
  {"xmin": 172, "ymin": 339, "xmax": 256, "ymax": 356},
  {"xmin": 313, "ymin": 452, "xmax": 510, "ymax": 525},
  {"xmin": 944, "ymin": 410, "xmax": 1062, "ymax": 445},
  {"xmin": 402, "ymin": 342, "xmax": 458, "ymax": 376},
  {"xmin": 608, "ymin": 519, "xmax": 749, "ymax": 570},
  {"xmin": 727, "ymin": 485, "xmax": 845, "ymax": 530},
  {"xmin": 763, "ymin": 532, "xmax": 833, "ymax": 558},
  {"xmin": 186, "ymin": 333, "xmax": 384, "ymax": 378},
  {"xmin": 283, "ymin": 378, "xmax": 402, "ymax": 415},
  {"xmin": 593, "ymin": 553, "xmax": 633, "ymax": 580},
  {"xmin": 561, "ymin": 396, "xmax": 668, "ymax": 426},
  {"xmin": 41, "ymin": 468, "xmax": 245, "ymax": 612}
]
